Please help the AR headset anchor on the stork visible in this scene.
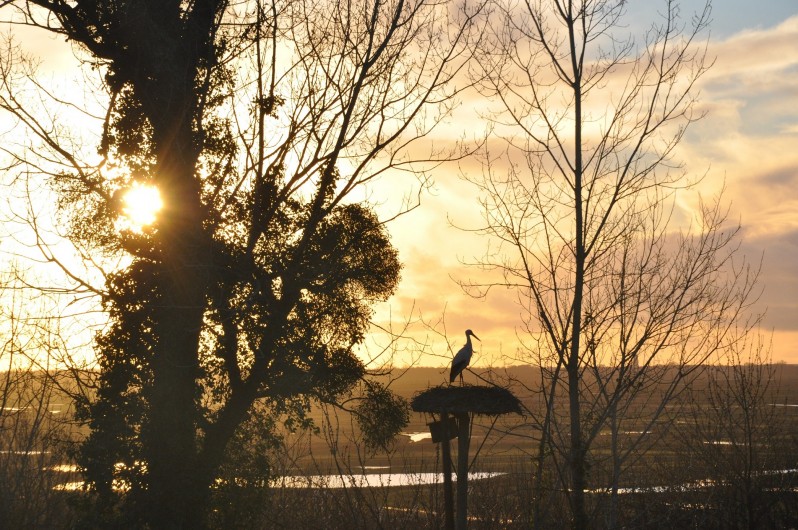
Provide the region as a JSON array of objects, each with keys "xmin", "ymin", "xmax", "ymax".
[{"xmin": 449, "ymin": 329, "xmax": 480, "ymax": 384}]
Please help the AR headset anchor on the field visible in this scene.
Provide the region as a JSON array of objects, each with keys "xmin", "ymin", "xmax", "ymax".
[
  {"xmin": 3, "ymin": 365, "xmax": 798, "ymax": 528},
  {"xmin": 239, "ymin": 365, "xmax": 798, "ymax": 528}
]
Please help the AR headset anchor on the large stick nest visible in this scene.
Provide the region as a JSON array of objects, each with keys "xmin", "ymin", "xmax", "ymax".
[{"xmin": 411, "ymin": 384, "xmax": 522, "ymax": 415}]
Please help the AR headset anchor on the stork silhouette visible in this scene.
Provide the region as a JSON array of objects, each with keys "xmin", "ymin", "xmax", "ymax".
[{"xmin": 449, "ymin": 329, "xmax": 480, "ymax": 384}]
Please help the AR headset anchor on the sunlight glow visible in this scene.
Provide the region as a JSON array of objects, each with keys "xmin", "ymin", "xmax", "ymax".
[{"xmin": 121, "ymin": 184, "xmax": 162, "ymax": 230}]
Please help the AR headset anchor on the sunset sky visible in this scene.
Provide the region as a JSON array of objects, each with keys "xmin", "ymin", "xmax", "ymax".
[
  {"xmin": 1, "ymin": 1, "xmax": 797, "ymax": 369},
  {"xmin": 376, "ymin": 0, "xmax": 798, "ymax": 366}
]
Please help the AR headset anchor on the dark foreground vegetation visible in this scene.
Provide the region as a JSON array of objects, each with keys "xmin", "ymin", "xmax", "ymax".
[{"xmin": 2, "ymin": 365, "xmax": 797, "ymax": 529}]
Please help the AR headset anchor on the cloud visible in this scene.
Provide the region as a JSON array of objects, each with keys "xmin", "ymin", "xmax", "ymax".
[
  {"xmin": 705, "ymin": 15, "xmax": 798, "ymax": 82},
  {"xmin": 659, "ymin": 15, "xmax": 798, "ymax": 351},
  {"xmin": 374, "ymin": 12, "xmax": 798, "ymax": 365},
  {"xmin": 742, "ymin": 228, "xmax": 798, "ymax": 331},
  {"xmin": 678, "ymin": 15, "xmax": 798, "ymax": 240}
]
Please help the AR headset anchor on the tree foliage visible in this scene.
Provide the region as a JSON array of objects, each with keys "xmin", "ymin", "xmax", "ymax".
[{"xmin": 355, "ymin": 379, "xmax": 411, "ymax": 452}]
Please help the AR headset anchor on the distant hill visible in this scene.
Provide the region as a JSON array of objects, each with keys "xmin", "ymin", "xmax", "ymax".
[
  {"xmin": 376, "ymin": 363, "xmax": 798, "ymax": 403},
  {"xmin": 5, "ymin": 363, "xmax": 798, "ymax": 408},
  {"xmin": 374, "ymin": 365, "xmax": 540, "ymax": 398}
]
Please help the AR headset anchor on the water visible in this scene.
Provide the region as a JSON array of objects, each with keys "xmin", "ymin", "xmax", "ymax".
[
  {"xmin": 586, "ymin": 469, "xmax": 798, "ymax": 495},
  {"xmin": 52, "ymin": 470, "xmax": 505, "ymax": 492},
  {"xmin": 48, "ymin": 458, "xmax": 798, "ymax": 494},
  {"xmin": 401, "ymin": 431, "xmax": 433, "ymax": 442},
  {"xmin": 271, "ymin": 471, "xmax": 504, "ymax": 489}
]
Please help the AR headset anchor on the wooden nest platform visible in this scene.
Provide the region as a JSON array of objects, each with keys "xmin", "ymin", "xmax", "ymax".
[{"xmin": 411, "ymin": 384, "xmax": 522, "ymax": 416}]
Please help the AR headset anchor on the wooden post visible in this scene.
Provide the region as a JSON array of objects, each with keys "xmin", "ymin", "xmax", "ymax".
[
  {"xmin": 455, "ymin": 411, "xmax": 471, "ymax": 530},
  {"xmin": 441, "ymin": 411, "xmax": 455, "ymax": 530},
  {"xmin": 411, "ymin": 386, "xmax": 522, "ymax": 530}
]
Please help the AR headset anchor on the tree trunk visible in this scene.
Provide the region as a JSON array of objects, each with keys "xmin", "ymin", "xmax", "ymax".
[
  {"xmin": 146, "ymin": 204, "xmax": 207, "ymax": 528},
  {"xmin": 143, "ymin": 82, "xmax": 208, "ymax": 528},
  {"xmin": 441, "ymin": 411, "xmax": 455, "ymax": 530},
  {"xmin": 146, "ymin": 230, "xmax": 206, "ymax": 527},
  {"xmin": 568, "ymin": 362, "xmax": 587, "ymax": 530},
  {"xmin": 568, "ymin": 9, "xmax": 587, "ymax": 523},
  {"xmin": 533, "ymin": 363, "xmax": 563, "ymax": 529},
  {"xmin": 609, "ymin": 403, "xmax": 620, "ymax": 530}
]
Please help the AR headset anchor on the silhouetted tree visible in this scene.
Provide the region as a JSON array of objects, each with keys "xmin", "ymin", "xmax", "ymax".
[
  {"xmin": 0, "ymin": 0, "xmax": 479, "ymax": 526},
  {"xmin": 683, "ymin": 337, "xmax": 798, "ymax": 529},
  {"xmin": 467, "ymin": 1, "xmax": 759, "ymax": 528},
  {"xmin": 0, "ymin": 271, "xmax": 82, "ymax": 527}
]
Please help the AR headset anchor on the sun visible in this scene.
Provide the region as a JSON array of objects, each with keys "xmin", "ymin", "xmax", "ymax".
[{"xmin": 120, "ymin": 183, "xmax": 163, "ymax": 230}]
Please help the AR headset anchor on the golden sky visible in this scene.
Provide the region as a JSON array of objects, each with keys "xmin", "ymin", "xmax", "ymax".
[
  {"xmin": 1, "ymin": 2, "xmax": 796, "ymax": 369},
  {"xmin": 376, "ymin": 3, "xmax": 798, "ymax": 366}
]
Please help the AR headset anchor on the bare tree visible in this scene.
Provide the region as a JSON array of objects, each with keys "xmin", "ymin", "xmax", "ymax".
[
  {"xmin": 682, "ymin": 335, "xmax": 798, "ymax": 529},
  {"xmin": 0, "ymin": 270, "xmax": 85, "ymax": 527},
  {"xmin": 465, "ymin": 1, "xmax": 760, "ymax": 528}
]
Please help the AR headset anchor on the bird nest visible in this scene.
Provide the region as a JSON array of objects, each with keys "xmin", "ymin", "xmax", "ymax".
[{"xmin": 410, "ymin": 384, "xmax": 522, "ymax": 416}]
